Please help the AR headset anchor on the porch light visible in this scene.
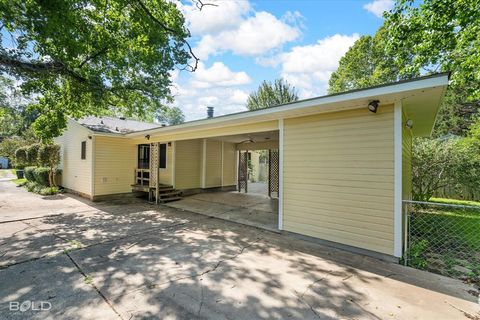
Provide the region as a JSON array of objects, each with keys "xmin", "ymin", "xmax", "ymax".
[
  {"xmin": 368, "ymin": 100, "xmax": 379, "ymax": 113},
  {"xmin": 145, "ymin": 134, "xmax": 150, "ymax": 140}
]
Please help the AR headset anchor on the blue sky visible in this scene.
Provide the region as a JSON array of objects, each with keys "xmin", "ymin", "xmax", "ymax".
[{"xmin": 174, "ymin": 0, "xmax": 394, "ymax": 120}]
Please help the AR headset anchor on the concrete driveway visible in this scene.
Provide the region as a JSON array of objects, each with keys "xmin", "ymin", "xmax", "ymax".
[{"xmin": 0, "ymin": 181, "xmax": 478, "ymax": 320}]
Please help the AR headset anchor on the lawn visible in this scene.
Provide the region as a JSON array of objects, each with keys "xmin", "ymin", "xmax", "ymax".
[{"xmin": 406, "ymin": 198, "xmax": 480, "ymax": 285}]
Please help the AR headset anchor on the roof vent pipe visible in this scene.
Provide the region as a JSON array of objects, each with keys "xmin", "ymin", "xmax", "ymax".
[{"xmin": 207, "ymin": 106, "xmax": 214, "ymax": 118}]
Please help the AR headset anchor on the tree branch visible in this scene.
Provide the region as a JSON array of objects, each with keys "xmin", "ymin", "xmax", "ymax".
[{"xmin": 194, "ymin": 0, "xmax": 218, "ymax": 11}]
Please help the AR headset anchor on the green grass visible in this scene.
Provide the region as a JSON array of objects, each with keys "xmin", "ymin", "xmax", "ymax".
[
  {"xmin": 11, "ymin": 178, "xmax": 27, "ymax": 185},
  {"xmin": 430, "ymin": 197, "xmax": 480, "ymax": 207}
]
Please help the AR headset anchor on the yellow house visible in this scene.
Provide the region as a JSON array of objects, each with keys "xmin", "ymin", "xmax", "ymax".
[{"xmin": 55, "ymin": 73, "xmax": 449, "ymax": 260}]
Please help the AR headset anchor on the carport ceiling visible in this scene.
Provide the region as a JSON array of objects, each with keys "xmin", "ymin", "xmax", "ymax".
[{"xmin": 213, "ymin": 130, "xmax": 279, "ymax": 143}]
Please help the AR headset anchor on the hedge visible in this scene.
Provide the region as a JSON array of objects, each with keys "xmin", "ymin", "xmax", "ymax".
[
  {"xmin": 23, "ymin": 166, "xmax": 62, "ymax": 187},
  {"xmin": 24, "ymin": 166, "xmax": 36, "ymax": 181}
]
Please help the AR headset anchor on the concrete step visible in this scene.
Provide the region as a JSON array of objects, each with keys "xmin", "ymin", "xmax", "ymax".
[
  {"xmin": 159, "ymin": 196, "xmax": 182, "ymax": 203},
  {"xmin": 158, "ymin": 191, "xmax": 182, "ymax": 198}
]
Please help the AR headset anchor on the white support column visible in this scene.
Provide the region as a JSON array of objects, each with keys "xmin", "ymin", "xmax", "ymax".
[
  {"xmin": 221, "ymin": 141, "xmax": 224, "ymax": 187},
  {"xmin": 201, "ymin": 139, "xmax": 207, "ymax": 189},
  {"xmin": 172, "ymin": 141, "xmax": 176, "ymax": 188},
  {"xmin": 278, "ymin": 119, "xmax": 284, "ymax": 231},
  {"xmin": 394, "ymin": 101, "xmax": 403, "ymax": 258}
]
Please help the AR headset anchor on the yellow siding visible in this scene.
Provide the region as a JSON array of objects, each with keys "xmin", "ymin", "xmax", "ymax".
[
  {"xmin": 205, "ymin": 140, "xmax": 222, "ymax": 188},
  {"xmin": 94, "ymin": 136, "xmax": 136, "ymax": 196},
  {"xmin": 55, "ymin": 120, "xmax": 92, "ymax": 196},
  {"xmin": 223, "ymin": 142, "xmax": 237, "ymax": 186},
  {"xmin": 402, "ymin": 112, "xmax": 413, "ymax": 200},
  {"xmin": 283, "ymin": 105, "xmax": 395, "ymax": 255},
  {"xmin": 159, "ymin": 143, "xmax": 173, "ymax": 185},
  {"xmin": 175, "ymin": 139, "xmax": 202, "ymax": 189},
  {"xmin": 132, "ymin": 121, "xmax": 278, "ymax": 144}
]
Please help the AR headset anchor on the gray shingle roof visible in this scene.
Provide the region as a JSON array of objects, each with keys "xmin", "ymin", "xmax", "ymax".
[{"xmin": 77, "ymin": 116, "xmax": 161, "ymax": 134}]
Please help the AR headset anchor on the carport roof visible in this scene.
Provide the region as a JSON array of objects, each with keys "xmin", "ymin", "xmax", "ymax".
[{"xmin": 123, "ymin": 72, "xmax": 449, "ymax": 138}]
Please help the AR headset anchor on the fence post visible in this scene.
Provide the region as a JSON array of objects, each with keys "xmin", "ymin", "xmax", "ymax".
[{"xmin": 403, "ymin": 202, "xmax": 409, "ymax": 266}]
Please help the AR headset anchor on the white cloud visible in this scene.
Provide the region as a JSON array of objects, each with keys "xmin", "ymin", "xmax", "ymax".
[
  {"xmin": 187, "ymin": 6, "xmax": 301, "ymax": 60},
  {"xmin": 278, "ymin": 34, "xmax": 360, "ymax": 98},
  {"xmin": 363, "ymin": 0, "xmax": 394, "ymax": 18},
  {"xmin": 172, "ymin": 85, "xmax": 250, "ymax": 120},
  {"xmin": 190, "ymin": 62, "xmax": 251, "ymax": 88},
  {"xmin": 180, "ymin": 1, "xmax": 251, "ymax": 36}
]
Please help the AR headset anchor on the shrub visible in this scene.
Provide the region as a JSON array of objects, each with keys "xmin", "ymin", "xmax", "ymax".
[
  {"xmin": 14, "ymin": 147, "xmax": 28, "ymax": 168},
  {"xmin": 38, "ymin": 144, "xmax": 61, "ymax": 187},
  {"xmin": 26, "ymin": 143, "xmax": 41, "ymax": 166},
  {"xmin": 39, "ymin": 186, "xmax": 59, "ymax": 196},
  {"xmin": 33, "ymin": 167, "xmax": 50, "ymax": 186},
  {"xmin": 25, "ymin": 181, "xmax": 42, "ymax": 193},
  {"xmin": 24, "ymin": 166, "xmax": 36, "ymax": 181}
]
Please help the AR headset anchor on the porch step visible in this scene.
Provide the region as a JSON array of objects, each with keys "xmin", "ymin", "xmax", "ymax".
[
  {"xmin": 158, "ymin": 196, "xmax": 182, "ymax": 203},
  {"xmin": 158, "ymin": 191, "xmax": 182, "ymax": 198}
]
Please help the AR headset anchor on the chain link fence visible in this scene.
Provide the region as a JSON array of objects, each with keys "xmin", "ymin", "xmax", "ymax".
[{"xmin": 403, "ymin": 200, "xmax": 480, "ymax": 287}]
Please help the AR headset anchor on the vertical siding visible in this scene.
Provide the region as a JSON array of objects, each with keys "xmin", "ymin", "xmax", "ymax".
[
  {"xmin": 283, "ymin": 105, "xmax": 395, "ymax": 255},
  {"xmin": 159, "ymin": 143, "xmax": 173, "ymax": 185},
  {"xmin": 402, "ymin": 112, "xmax": 413, "ymax": 200},
  {"xmin": 55, "ymin": 120, "xmax": 92, "ymax": 196},
  {"xmin": 205, "ymin": 139, "xmax": 222, "ymax": 188},
  {"xmin": 222, "ymin": 142, "xmax": 237, "ymax": 186},
  {"xmin": 175, "ymin": 139, "xmax": 202, "ymax": 189},
  {"xmin": 94, "ymin": 136, "xmax": 136, "ymax": 195}
]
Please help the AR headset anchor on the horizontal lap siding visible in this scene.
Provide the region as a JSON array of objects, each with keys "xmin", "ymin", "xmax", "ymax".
[
  {"xmin": 175, "ymin": 139, "xmax": 202, "ymax": 189},
  {"xmin": 205, "ymin": 140, "xmax": 222, "ymax": 188},
  {"xmin": 94, "ymin": 137, "xmax": 136, "ymax": 195},
  {"xmin": 283, "ymin": 105, "xmax": 395, "ymax": 255},
  {"xmin": 223, "ymin": 142, "xmax": 237, "ymax": 186},
  {"xmin": 55, "ymin": 120, "xmax": 92, "ymax": 196}
]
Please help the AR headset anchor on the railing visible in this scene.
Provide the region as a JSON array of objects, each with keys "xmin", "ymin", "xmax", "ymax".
[
  {"xmin": 134, "ymin": 169, "xmax": 150, "ymax": 186},
  {"xmin": 403, "ymin": 200, "xmax": 480, "ymax": 284}
]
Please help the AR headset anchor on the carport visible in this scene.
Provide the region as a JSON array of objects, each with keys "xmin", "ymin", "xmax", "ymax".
[{"xmin": 165, "ymin": 130, "xmax": 280, "ymax": 232}]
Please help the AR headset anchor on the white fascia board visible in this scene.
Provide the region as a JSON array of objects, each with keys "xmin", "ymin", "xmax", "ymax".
[{"xmin": 126, "ymin": 73, "xmax": 449, "ymax": 138}]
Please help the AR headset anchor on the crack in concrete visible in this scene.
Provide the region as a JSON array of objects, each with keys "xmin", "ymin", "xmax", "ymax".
[
  {"xmin": 65, "ymin": 252, "xmax": 124, "ymax": 320},
  {"xmin": 127, "ymin": 236, "xmax": 263, "ymax": 295}
]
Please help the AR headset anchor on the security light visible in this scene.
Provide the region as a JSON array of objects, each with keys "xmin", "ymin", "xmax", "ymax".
[
  {"xmin": 405, "ymin": 119, "xmax": 414, "ymax": 129},
  {"xmin": 368, "ymin": 100, "xmax": 380, "ymax": 113},
  {"xmin": 145, "ymin": 134, "xmax": 150, "ymax": 140}
]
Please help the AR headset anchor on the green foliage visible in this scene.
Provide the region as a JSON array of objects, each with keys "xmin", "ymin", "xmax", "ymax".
[
  {"xmin": 408, "ymin": 239, "xmax": 429, "ymax": 269},
  {"xmin": 33, "ymin": 167, "xmax": 50, "ymax": 186},
  {"xmin": 0, "ymin": 0, "xmax": 196, "ymax": 139},
  {"xmin": 384, "ymin": 0, "xmax": 480, "ymax": 101},
  {"xmin": 39, "ymin": 186, "xmax": 59, "ymax": 196},
  {"xmin": 247, "ymin": 79, "xmax": 299, "ymax": 111},
  {"xmin": 14, "ymin": 147, "xmax": 28, "ymax": 168},
  {"xmin": 26, "ymin": 143, "xmax": 41, "ymax": 166},
  {"xmin": 412, "ymin": 138, "xmax": 456, "ymax": 201},
  {"xmin": 328, "ymin": 27, "xmax": 410, "ymax": 94},
  {"xmin": 38, "ymin": 144, "xmax": 61, "ymax": 186},
  {"xmin": 24, "ymin": 166, "xmax": 36, "ymax": 182},
  {"xmin": 155, "ymin": 106, "xmax": 185, "ymax": 125}
]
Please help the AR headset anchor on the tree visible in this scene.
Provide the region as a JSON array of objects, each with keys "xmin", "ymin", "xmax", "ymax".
[
  {"xmin": 0, "ymin": 0, "xmax": 199, "ymax": 139},
  {"xmin": 411, "ymin": 138, "xmax": 456, "ymax": 201},
  {"xmin": 155, "ymin": 106, "xmax": 185, "ymax": 125},
  {"xmin": 328, "ymin": 27, "xmax": 407, "ymax": 94},
  {"xmin": 246, "ymin": 79, "xmax": 298, "ymax": 111},
  {"xmin": 384, "ymin": 0, "xmax": 480, "ymax": 101},
  {"xmin": 38, "ymin": 144, "xmax": 61, "ymax": 187}
]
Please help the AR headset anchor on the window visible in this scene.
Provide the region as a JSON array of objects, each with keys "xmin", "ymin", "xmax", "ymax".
[
  {"xmin": 81, "ymin": 141, "xmax": 86, "ymax": 160},
  {"xmin": 138, "ymin": 144, "xmax": 150, "ymax": 169},
  {"xmin": 159, "ymin": 143, "xmax": 167, "ymax": 169}
]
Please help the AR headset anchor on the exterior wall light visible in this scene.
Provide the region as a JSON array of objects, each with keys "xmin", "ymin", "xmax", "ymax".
[
  {"xmin": 368, "ymin": 100, "xmax": 380, "ymax": 113},
  {"xmin": 145, "ymin": 134, "xmax": 150, "ymax": 140},
  {"xmin": 405, "ymin": 119, "xmax": 414, "ymax": 129}
]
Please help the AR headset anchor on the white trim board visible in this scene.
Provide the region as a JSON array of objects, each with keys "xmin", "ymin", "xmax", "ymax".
[
  {"xmin": 278, "ymin": 119, "xmax": 284, "ymax": 231},
  {"xmin": 393, "ymin": 101, "xmax": 403, "ymax": 257}
]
